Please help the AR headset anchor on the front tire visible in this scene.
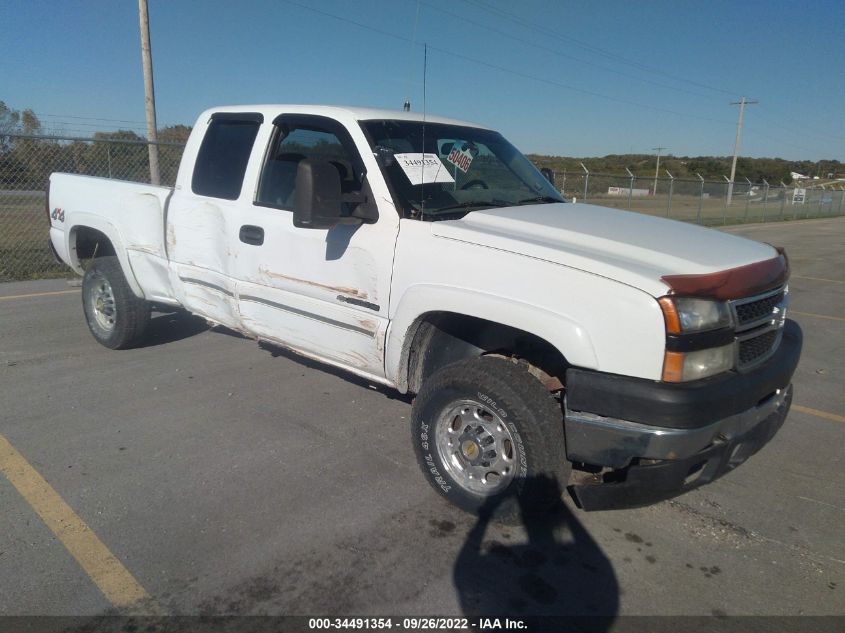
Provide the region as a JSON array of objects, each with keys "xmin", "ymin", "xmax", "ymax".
[
  {"xmin": 82, "ymin": 256, "xmax": 150, "ymax": 349},
  {"xmin": 411, "ymin": 356, "xmax": 570, "ymax": 520}
]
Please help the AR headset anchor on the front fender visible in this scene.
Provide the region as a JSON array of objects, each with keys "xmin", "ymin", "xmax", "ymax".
[{"xmin": 385, "ymin": 284, "xmax": 598, "ymax": 390}]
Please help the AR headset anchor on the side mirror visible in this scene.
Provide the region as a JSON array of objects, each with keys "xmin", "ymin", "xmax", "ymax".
[
  {"xmin": 293, "ymin": 159, "xmax": 343, "ymax": 229},
  {"xmin": 540, "ymin": 167, "xmax": 555, "ymax": 184}
]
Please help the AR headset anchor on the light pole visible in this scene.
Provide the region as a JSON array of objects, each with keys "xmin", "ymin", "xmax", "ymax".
[
  {"xmin": 138, "ymin": 0, "xmax": 160, "ymax": 185},
  {"xmin": 727, "ymin": 97, "xmax": 758, "ymax": 206},
  {"xmin": 652, "ymin": 147, "xmax": 666, "ymax": 195}
]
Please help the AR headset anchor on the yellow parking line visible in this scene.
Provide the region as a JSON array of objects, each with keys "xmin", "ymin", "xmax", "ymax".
[
  {"xmin": 790, "ymin": 310, "xmax": 845, "ymax": 323},
  {"xmin": 793, "ymin": 405, "xmax": 845, "ymax": 424},
  {"xmin": 0, "ymin": 433, "xmax": 153, "ymax": 611},
  {"xmin": 792, "ymin": 275, "xmax": 845, "ymax": 284},
  {"xmin": 0, "ymin": 289, "xmax": 79, "ymax": 301}
]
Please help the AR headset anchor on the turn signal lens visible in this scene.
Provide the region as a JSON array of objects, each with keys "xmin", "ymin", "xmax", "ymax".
[
  {"xmin": 658, "ymin": 296, "xmax": 731, "ymax": 333},
  {"xmin": 658, "ymin": 297, "xmax": 681, "ymax": 334},
  {"xmin": 662, "ymin": 351, "xmax": 685, "ymax": 382}
]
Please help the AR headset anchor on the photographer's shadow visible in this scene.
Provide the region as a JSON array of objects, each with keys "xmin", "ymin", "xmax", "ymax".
[{"xmin": 453, "ymin": 475, "xmax": 618, "ymax": 630}]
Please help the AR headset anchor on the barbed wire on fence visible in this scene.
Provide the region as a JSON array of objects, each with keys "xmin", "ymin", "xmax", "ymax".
[{"xmin": 1, "ymin": 133, "xmax": 844, "ymax": 282}]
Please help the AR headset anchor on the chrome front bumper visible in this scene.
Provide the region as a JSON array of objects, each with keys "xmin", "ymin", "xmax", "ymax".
[{"xmin": 564, "ymin": 385, "xmax": 791, "ymax": 469}]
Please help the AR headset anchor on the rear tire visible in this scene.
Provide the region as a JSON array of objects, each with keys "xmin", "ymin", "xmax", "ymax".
[
  {"xmin": 82, "ymin": 256, "xmax": 150, "ymax": 349},
  {"xmin": 411, "ymin": 356, "xmax": 570, "ymax": 521}
]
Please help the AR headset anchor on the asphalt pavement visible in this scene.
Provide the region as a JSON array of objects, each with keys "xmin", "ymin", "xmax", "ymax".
[{"xmin": 0, "ymin": 217, "xmax": 843, "ymax": 624}]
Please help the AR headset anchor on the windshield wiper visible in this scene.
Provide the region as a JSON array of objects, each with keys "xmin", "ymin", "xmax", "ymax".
[
  {"xmin": 430, "ymin": 200, "xmax": 511, "ymax": 213},
  {"xmin": 515, "ymin": 195, "xmax": 564, "ymax": 205}
]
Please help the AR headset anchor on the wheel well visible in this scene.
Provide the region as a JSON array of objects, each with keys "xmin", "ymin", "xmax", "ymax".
[
  {"xmin": 403, "ymin": 312, "xmax": 569, "ymax": 394},
  {"xmin": 73, "ymin": 227, "xmax": 115, "ymax": 261}
]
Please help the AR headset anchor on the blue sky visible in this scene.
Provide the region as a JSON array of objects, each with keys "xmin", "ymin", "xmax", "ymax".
[{"xmin": 1, "ymin": 0, "xmax": 843, "ymax": 160}]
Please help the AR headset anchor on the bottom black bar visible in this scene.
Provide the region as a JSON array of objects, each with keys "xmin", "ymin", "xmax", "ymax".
[{"xmin": 0, "ymin": 616, "xmax": 842, "ymax": 633}]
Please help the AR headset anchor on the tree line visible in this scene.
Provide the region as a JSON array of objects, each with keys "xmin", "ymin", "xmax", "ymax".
[
  {"xmin": 0, "ymin": 102, "xmax": 189, "ymax": 189},
  {"xmin": 526, "ymin": 152, "xmax": 844, "ymax": 185}
]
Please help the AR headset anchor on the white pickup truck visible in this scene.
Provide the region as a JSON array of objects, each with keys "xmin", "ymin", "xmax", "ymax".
[{"xmin": 47, "ymin": 105, "xmax": 801, "ymax": 517}]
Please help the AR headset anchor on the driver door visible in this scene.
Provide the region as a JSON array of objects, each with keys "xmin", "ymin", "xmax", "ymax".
[{"xmin": 230, "ymin": 114, "xmax": 399, "ymax": 380}]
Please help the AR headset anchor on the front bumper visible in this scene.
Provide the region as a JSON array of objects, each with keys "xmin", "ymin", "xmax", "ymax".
[{"xmin": 564, "ymin": 319, "xmax": 802, "ymax": 511}]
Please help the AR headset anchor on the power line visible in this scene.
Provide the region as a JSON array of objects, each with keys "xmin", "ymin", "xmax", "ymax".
[
  {"xmin": 416, "ymin": 0, "xmax": 719, "ymax": 101},
  {"xmin": 753, "ymin": 110, "xmax": 845, "ymax": 145},
  {"xmin": 455, "ymin": 0, "xmax": 738, "ymax": 97},
  {"xmin": 280, "ymin": 0, "xmax": 735, "ymax": 127},
  {"xmin": 33, "ymin": 112, "xmax": 148, "ymax": 125},
  {"xmin": 743, "ymin": 125, "xmax": 828, "ymax": 156},
  {"xmin": 33, "ymin": 120, "xmax": 148, "ymax": 132}
]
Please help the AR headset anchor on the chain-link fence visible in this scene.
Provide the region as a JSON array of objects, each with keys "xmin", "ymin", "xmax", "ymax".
[
  {"xmin": 2, "ymin": 133, "xmax": 845, "ymax": 282},
  {"xmin": 0, "ymin": 134, "xmax": 184, "ymax": 281},
  {"xmin": 554, "ymin": 168, "xmax": 845, "ymax": 226}
]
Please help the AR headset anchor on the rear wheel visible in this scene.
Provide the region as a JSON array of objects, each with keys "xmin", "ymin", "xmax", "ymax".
[
  {"xmin": 82, "ymin": 256, "xmax": 150, "ymax": 349},
  {"xmin": 411, "ymin": 356, "xmax": 570, "ymax": 520}
]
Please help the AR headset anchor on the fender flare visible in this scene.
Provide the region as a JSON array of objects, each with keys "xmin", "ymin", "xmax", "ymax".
[
  {"xmin": 385, "ymin": 284, "xmax": 598, "ymax": 391},
  {"xmin": 67, "ymin": 213, "xmax": 145, "ymax": 298}
]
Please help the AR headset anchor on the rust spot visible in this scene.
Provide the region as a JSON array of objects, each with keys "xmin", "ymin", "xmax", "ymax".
[
  {"xmin": 358, "ymin": 319, "xmax": 378, "ymax": 332},
  {"xmin": 258, "ymin": 266, "xmax": 367, "ymax": 299}
]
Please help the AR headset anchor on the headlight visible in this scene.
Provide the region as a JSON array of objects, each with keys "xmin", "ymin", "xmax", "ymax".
[
  {"xmin": 658, "ymin": 296, "xmax": 735, "ymax": 382},
  {"xmin": 658, "ymin": 296, "xmax": 732, "ymax": 333},
  {"xmin": 662, "ymin": 344, "xmax": 735, "ymax": 382}
]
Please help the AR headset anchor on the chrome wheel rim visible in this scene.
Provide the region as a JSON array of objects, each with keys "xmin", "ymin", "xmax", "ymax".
[
  {"xmin": 88, "ymin": 273, "xmax": 116, "ymax": 332},
  {"xmin": 434, "ymin": 399, "xmax": 517, "ymax": 496}
]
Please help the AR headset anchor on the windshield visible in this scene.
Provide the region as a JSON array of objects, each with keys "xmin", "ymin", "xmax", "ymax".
[{"xmin": 360, "ymin": 120, "xmax": 565, "ymax": 219}]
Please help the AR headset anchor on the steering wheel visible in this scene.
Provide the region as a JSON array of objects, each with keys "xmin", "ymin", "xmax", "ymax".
[{"xmin": 461, "ymin": 179, "xmax": 489, "ymax": 190}]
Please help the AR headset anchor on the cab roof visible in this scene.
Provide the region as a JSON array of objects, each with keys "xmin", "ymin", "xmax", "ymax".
[{"xmin": 200, "ymin": 104, "xmax": 491, "ymax": 130}]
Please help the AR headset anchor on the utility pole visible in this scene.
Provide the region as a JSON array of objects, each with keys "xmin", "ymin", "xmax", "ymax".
[
  {"xmin": 138, "ymin": 0, "xmax": 160, "ymax": 185},
  {"xmin": 652, "ymin": 147, "xmax": 666, "ymax": 195},
  {"xmin": 727, "ymin": 96, "xmax": 758, "ymax": 206}
]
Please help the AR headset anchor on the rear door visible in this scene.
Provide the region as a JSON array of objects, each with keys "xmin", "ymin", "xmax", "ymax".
[
  {"xmin": 166, "ymin": 112, "xmax": 262, "ymax": 329},
  {"xmin": 230, "ymin": 113, "xmax": 399, "ymax": 379}
]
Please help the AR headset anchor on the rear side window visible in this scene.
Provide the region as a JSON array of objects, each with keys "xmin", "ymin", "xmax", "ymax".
[{"xmin": 192, "ymin": 116, "xmax": 261, "ymax": 200}]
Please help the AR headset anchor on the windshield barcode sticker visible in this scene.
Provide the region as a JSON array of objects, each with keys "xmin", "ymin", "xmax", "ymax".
[{"xmin": 394, "ymin": 153, "xmax": 455, "ymax": 185}]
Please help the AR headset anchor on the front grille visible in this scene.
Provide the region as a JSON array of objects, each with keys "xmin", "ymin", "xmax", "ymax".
[
  {"xmin": 730, "ymin": 286, "xmax": 787, "ymax": 370},
  {"xmin": 734, "ymin": 290, "xmax": 784, "ymax": 328},
  {"xmin": 738, "ymin": 329, "xmax": 778, "ymax": 366}
]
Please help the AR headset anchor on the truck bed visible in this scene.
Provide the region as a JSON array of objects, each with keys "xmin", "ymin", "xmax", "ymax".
[{"xmin": 48, "ymin": 173, "xmax": 175, "ymax": 301}]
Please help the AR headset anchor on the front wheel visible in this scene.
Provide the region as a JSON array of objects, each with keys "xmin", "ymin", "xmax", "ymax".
[
  {"xmin": 411, "ymin": 356, "xmax": 570, "ymax": 520},
  {"xmin": 82, "ymin": 256, "xmax": 150, "ymax": 349}
]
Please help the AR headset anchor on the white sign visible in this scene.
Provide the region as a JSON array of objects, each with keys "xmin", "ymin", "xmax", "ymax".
[
  {"xmin": 607, "ymin": 187, "xmax": 649, "ymax": 197},
  {"xmin": 394, "ymin": 153, "xmax": 454, "ymax": 186},
  {"xmin": 792, "ymin": 188, "xmax": 806, "ymax": 204}
]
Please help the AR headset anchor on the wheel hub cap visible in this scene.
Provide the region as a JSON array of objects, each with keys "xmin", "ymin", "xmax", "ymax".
[
  {"xmin": 460, "ymin": 438, "xmax": 481, "ymax": 462},
  {"xmin": 434, "ymin": 400, "xmax": 517, "ymax": 495},
  {"xmin": 87, "ymin": 273, "xmax": 116, "ymax": 332}
]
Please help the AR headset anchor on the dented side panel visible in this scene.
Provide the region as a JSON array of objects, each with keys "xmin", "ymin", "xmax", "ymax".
[
  {"xmin": 226, "ymin": 114, "xmax": 400, "ymax": 379},
  {"xmin": 47, "ymin": 173, "xmax": 173, "ymax": 300}
]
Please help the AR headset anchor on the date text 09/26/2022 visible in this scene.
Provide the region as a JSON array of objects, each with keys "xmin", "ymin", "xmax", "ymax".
[{"xmin": 308, "ymin": 617, "xmax": 527, "ymax": 630}]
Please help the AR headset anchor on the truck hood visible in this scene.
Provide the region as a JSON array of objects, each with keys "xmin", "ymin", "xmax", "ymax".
[{"xmin": 431, "ymin": 203, "xmax": 778, "ymax": 298}]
